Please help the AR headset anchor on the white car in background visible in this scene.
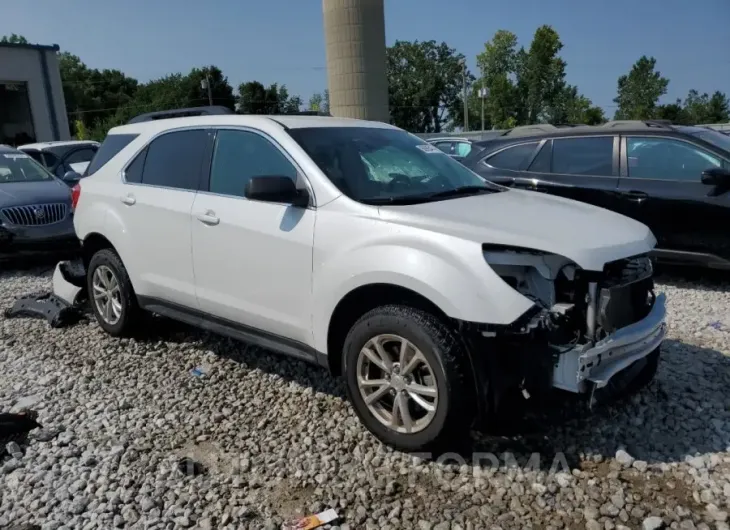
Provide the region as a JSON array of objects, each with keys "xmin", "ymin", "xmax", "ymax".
[
  {"xmin": 18, "ymin": 140, "xmax": 100, "ymax": 185},
  {"xmin": 69, "ymin": 109, "xmax": 666, "ymax": 450}
]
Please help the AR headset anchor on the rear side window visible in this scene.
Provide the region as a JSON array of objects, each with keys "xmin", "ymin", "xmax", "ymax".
[
  {"xmin": 139, "ymin": 129, "xmax": 207, "ymax": 190},
  {"xmin": 23, "ymin": 150, "xmax": 44, "ymax": 165},
  {"xmin": 85, "ymin": 134, "xmax": 138, "ymax": 176},
  {"xmin": 124, "ymin": 148, "xmax": 147, "ymax": 184},
  {"xmin": 484, "ymin": 142, "xmax": 539, "ymax": 170},
  {"xmin": 455, "ymin": 142, "xmax": 472, "ymax": 157},
  {"xmin": 66, "ymin": 147, "xmax": 97, "ymax": 165},
  {"xmin": 432, "ymin": 142, "xmax": 453, "ymax": 155},
  {"xmin": 528, "ymin": 141, "xmax": 552, "ymax": 172},
  {"xmin": 551, "ymin": 137, "xmax": 614, "ymax": 176}
]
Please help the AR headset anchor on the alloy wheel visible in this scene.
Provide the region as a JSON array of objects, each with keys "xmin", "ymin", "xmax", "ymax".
[
  {"xmin": 356, "ymin": 334, "xmax": 438, "ymax": 434},
  {"xmin": 92, "ymin": 265, "xmax": 122, "ymax": 325}
]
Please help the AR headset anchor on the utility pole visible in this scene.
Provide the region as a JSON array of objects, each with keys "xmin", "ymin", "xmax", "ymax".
[
  {"xmin": 479, "ymin": 86, "xmax": 490, "ymax": 131},
  {"xmin": 461, "ymin": 60, "xmax": 468, "ymax": 131},
  {"xmin": 201, "ymin": 75, "xmax": 213, "ymax": 106}
]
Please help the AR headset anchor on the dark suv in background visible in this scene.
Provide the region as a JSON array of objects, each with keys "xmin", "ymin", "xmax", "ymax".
[{"xmin": 463, "ymin": 120, "xmax": 730, "ymax": 270}]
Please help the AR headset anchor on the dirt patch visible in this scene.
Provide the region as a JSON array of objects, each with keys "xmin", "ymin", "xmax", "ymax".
[{"xmin": 266, "ymin": 479, "xmax": 316, "ymax": 519}]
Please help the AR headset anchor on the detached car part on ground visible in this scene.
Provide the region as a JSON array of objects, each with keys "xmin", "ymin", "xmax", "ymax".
[{"xmin": 68, "ymin": 109, "xmax": 667, "ymax": 451}]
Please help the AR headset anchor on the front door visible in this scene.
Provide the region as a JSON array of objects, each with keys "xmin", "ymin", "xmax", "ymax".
[
  {"xmin": 617, "ymin": 135, "xmax": 730, "ymax": 263},
  {"xmin": 191, "ymin": 128, "xmax": 315, "ymax": 346}
]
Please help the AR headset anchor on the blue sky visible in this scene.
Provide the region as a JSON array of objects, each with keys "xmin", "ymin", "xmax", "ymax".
[{"xmin": 3, "ymin": 0, "xmax": 729, "ymax": 117}]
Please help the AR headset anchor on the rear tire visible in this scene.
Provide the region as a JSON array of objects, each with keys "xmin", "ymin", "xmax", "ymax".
[
  {"xmin": 343, "ymin": 305, "xmax": 473, "ymax": 452},
  {"xmin": 87, "ymin": 249, "xmax": 140, "ymax": 337}
]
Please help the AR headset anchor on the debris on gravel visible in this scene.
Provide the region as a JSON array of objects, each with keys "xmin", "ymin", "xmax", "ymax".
[{"xmin": 0, "ymin": 266, "xmax": 729, "ymax": 529}]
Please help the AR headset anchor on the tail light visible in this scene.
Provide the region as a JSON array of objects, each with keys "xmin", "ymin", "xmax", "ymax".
[{"xmin": 71, "ymin": 183, "xmax": 81, "ymax": 210}]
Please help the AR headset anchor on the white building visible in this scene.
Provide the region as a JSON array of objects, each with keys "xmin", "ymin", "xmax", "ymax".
[{"xmin": 0, "ymin": 42, "xmax": 70, "ymax": 146}]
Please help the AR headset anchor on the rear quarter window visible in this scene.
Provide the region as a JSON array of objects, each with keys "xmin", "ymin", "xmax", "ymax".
[
  {"xmin": 85, "ymin": 134, "xmax": 138, "ymax": 176},
  {"xmin": 484, "ymin": 142, "xmax": 540, "ymax": 170}
]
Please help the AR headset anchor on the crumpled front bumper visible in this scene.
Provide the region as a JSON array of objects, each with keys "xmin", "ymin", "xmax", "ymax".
[{"xmin": 553, "ymin": 293, "xmax": 667, "ymax": 393}]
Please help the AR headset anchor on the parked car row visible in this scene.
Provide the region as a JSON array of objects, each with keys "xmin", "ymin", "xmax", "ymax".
[
  {"xmin": 53, "ymin": 107, "xmax": 667, "ymax": 451},
  {"xmin": 458, "ymin": 120, "xmax": 730, "ymax": 270}
]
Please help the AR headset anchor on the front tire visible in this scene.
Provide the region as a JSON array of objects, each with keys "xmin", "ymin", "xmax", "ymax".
[
  {"xmin": 87, "ymin": 249, "xmax": 140, "ymax": 337},
  {"xmin": 343, "ymin": 305, "xmax": 473, "ymax": 451}
]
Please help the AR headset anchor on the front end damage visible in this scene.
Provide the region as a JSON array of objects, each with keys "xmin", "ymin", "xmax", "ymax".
[{"xmin": 460, "ymin": 247, "xmax": 667, "ymax": 422}]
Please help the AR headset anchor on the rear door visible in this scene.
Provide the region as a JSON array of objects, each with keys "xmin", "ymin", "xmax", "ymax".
[
  {"xmin": 117, "ymin": 128, "xmax": 209, "ymax": 308},
  {"xmin": 521, "ymin": 135, "xmax": 622, "ymax": 212},
  {"xmin": 476, "ymin": 140, "xmax": 542, "ymax": 186},
  {"xmin": 617, "ymin": 135, "xmax": 730, "ymax": 263}
]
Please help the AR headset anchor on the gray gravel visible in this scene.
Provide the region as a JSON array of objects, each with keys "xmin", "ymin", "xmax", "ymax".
[{"xmin": 1, "ymin": 264, "xmax": 729, "ymax": 529}]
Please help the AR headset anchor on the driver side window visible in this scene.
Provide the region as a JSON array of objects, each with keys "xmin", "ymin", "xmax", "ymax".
[{"xmin": 626, "ymin": 137, "xmax": 723, "ymax": 182}]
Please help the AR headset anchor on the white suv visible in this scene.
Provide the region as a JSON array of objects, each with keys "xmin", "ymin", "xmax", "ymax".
[{"xmin": 72, "ymin": 112, "xmax": 666, "ymax": 451}]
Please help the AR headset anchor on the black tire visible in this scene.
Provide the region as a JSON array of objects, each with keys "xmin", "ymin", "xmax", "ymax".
[
  {"xmin": 86, "ymin": 248, "xmax": 140, "ymax": 337},
  {"xmin": 342, "ymin": 305, "xmax": 473, "ymax": 452}
]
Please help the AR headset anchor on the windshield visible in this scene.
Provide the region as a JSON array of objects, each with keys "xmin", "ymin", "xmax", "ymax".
[
  {"xmin": 288, "ymin": 127, "xmax": 500, "ymax": 203},
  {"xmin": 0, "ymin": 151, "xmax": 54, "ymax": 183},
  {"xmin": 688, "ymin": 128, "xmax": 730, "ymax": 153}
]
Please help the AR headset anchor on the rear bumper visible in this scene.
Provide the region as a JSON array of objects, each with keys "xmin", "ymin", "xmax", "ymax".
[{"xmin": 553, "ymin": 293, "xmax": 667, "ymax": 393}]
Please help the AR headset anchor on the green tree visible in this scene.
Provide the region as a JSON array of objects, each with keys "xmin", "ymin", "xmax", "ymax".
[
  {"xmin": 475, "ymin": 30, "xmax": 518, "ymax": 129},
  {"xmin": 309, "ymin": 89, "xmax": 330, "ymax": 113},
  {"xmin": 655, "ymin": 99, "xmax": 686, "ymax": 124},
  {"xmin": 517, "ymin": 25, "xmax": 568, "ymax": 124},
  {"xmin": 387, "ymin": 40, "xmax": 471, "ymax": 133},
  {"xmin": 186, "ymin": 66, "xmax": 236, "ymax": 110},
  {"xmin": 475, "ymin": 27, "xmax": 580, "ymax": 128},
  {"xmin": 545, "ymin": 85, "xmax": 606, "ymax": 125},
  {"xmin": 706, "ymin": 91, "xmax": 730, "ymax": 123},
  {"xmin": 237, "ymin": 81, "xmax": 301, "ymax": 114},
  {"xmin": 613, "ymin": 56, "xmax": 669, "ymax": 120},
  {"xmin": 0, "ymin": 34, "xmax": 29, "ymax": 44},
  {"xmin": 58, "ymin": 52, "xmax": 139, "ymax": 136},
  {"xmin": 682, "ymin": 90, "xmax": 730, "ymax": 124}
]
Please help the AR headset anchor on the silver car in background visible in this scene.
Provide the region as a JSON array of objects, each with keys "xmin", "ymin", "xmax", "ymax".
[
  {"xmin": 17, "ymin": 140, "xmax": 99, "ymax": 186},
  {"xmin": 0, "ymin": 145, "xmax": 77, "ymax": 257}
]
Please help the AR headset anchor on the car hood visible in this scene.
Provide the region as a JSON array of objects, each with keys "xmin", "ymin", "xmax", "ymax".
[
  {"xmin": 0, "ymin": 179, "xmax": 72, "ymax": 206},
  {"xmin": 377, "ymin": 189, "xmax": 656, "ymax": 271}
]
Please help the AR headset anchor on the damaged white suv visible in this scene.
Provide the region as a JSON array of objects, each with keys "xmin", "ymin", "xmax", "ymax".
[{"xmin": 71, "ymin": 110, "xmax": 666, "ymax": 450}]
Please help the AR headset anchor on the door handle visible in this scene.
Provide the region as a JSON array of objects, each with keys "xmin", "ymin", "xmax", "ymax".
[
  {"xmin": 196, "ymin": 211, "xmax": 220, "ymax": 226},
  {"xmin": 120, "ymin": 194, "xmax": 136, "ymax": 206},
  {"xmin": 625, "ymin": 190, "xmax": 649, "ymax": 203}
]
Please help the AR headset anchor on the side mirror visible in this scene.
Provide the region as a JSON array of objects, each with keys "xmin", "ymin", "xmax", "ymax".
[
  {"xmin": 245, "ymin": 176, "xmax": 309, "ymax": 207},
  {"xmin": 63, "ymin": 170, "xmax": 82, "ymax": 184},
  {"xmin": 701, "ymin": 167, "xmax": 730, "ymax": 186}
]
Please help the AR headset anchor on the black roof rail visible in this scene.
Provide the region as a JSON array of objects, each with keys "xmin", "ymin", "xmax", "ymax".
[
  {"xmin": 286, "ymin": 110, "xmax": 332, "ymax": 116},
  {"xmin": 602, "ymin": 119, "xmax": 674, "ymax": 130},
  {"xmin": 502, "ymin": 124, "xmax": 559, "ymax": 138},
  {"xmin": 127, "ymin": 106, "xmax": 234, "ymax": 124}
]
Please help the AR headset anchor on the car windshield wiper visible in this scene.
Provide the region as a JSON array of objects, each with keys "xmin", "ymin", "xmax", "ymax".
[
  {"xmin": 360, "ymin": 196, "xmax": 434, "ymax": 205},
  {"xmin": 422, "ymin": 185, "xmax": 499, "ymax": 200},
  {"xmin": 360, "ymin": 185, "xmax": 499, "ymax": 206}
]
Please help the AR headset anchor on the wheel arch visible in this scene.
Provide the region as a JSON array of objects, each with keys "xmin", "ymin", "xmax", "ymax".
[
  {"xmin": 81, "ymin": 232, "xmax": 117, "ymax": 269},
  {"xmin": 325, "ymin": 282, "xmax": 451, "ymax": 377}
]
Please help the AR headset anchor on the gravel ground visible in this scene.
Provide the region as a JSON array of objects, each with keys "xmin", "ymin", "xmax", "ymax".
[{"xmin": 1, "ymin": 263, "xmax": 729, "ymax": 530}]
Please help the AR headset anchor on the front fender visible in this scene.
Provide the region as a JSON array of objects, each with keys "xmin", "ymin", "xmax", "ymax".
[{"xmin": 312, "ymin": 240, "xmax": 535, "ymax": 354}]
